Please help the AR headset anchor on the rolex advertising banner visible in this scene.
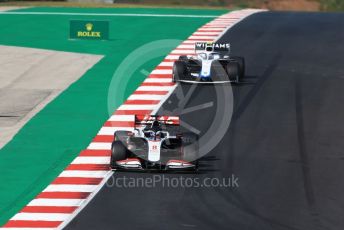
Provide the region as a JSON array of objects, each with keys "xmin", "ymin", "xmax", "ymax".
[{"xmin": 70, "ymin": 20, "xmax": 109, "ymax": 40}]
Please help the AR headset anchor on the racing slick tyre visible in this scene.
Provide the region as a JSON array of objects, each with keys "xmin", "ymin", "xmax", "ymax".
[
  {"xmin": 114, "ymin": 131, "xmax": 130, "ymax": 142},
  {"xmin": 226, "ymin": 62, "xmax": 240, "ymax": 82},
  {"xmin": 178, "ymin": 55, "xmax": 188, "ymax": 61},
  {"xmin": 110, "ymin": 141, "xmax": 127, "ymax": 169},
  {"xmin": 172, "ymin": 61, "xmax": 187, "ymax": 82},
  {"xmin": 232, "ymin": 56, "xmax": 245, "ymax": 80},
  {"xmin": 182, "ymin": 133, "xmax": 199, "ymax": 164},
  {"xmin": 211, "ymin": 60, "xmax": 230, "ymax": 82}
]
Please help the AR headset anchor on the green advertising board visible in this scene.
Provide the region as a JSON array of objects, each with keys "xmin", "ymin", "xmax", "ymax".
[{"xmin": 70, "ymin": 20, "xmax": 109, "ymax": 40}]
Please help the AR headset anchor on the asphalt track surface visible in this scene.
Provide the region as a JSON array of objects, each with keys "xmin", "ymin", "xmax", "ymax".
[{"xmin": 66, "ymin": 12, "xmax": 344, "ymax": 230}]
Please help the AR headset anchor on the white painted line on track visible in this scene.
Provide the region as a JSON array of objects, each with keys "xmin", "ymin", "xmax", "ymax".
[
  {"xmin": 197, "ymin": 28, "xmax": 225, "ymax": 31},
  {"xmin": 128, "ymin": 94, "xmax": 165, "ymax": 100},
  {"xmin": 44, "ymin": 185, "xmax": 99, "ymax": 192},
  {"xmin": 143, "ymin": 78, "xmax": 172, "ymax": 83},
  {"xmin": 12, "ymin": 213, "xmax": 70, "ymax": 221},
  {"xmin": 136, "ymin": 86, "xmax": 174, "ymax": 91},
  {"xmin": 165, "ymin": 55, "xmax": 181, "ymax": 59},
  {"xmin": 59, "ymin": 170, "xmax": 109, "ymax": 178},
  {"xmin": 71, "ymin": 157, "xmax": 110, "ymax": 164},
  {"xmin": 158, "ymin": 61, "xmax": 174, "ymax": 66},
  {"xmin": 151, "ymin": 69, "xmax": 172, "ymax": 74},
  {"xmin": 180, "ymin": 41, "xmax": 199, "ymax": 44},
  {"xmin": 171, "ymin": 49, "xmax": 195, "ymax": 54},
  {"xmin": 98, "ymin": 127, "xmax": 133, "ymax": 135},
  {"xmin": 118, "ymin": 104, "xmax": 158, "ymax": 110},
  {"xmin": 28, "ymin": 199, "xmax": 84, "ymax": 207},
  {"xmin": 108, "ymin": 115, "xmax": 135, "ymax": 121},
  {"xmin": 87, "ymin": 142, "xmax": 112, "ymax": 150},
  {"xmin": 193, "ymin": 32, "xmax": 221, "ymax": 36},
  {"xmin": 188, "ymin": 35, "xmax": 218, "ymax": 40},
  {"xmin": 0, "ymin": 11, "xmax": 218, "ymax": 18},
  {"xmin": 207, "ymin": 22, "xmax": 233, "ymax": 25}
]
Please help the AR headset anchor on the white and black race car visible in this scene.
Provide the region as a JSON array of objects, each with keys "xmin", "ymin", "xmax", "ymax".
[
  {"xmin": 110, "ymin": 115, "xmax": 199, "ymax": 171},
  {"xmin": 172, "ymin": 42, "xmax": 245, "ymax": 83}
]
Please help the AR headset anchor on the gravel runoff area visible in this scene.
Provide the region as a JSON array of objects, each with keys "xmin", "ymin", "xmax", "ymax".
[{"xmin": 0, "ymin": 45, "xmax": 103, "ymax": 148}]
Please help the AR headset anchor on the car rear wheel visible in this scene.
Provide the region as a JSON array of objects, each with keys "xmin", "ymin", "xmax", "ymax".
[
  {"xmin": 232, "ymin": 56, "xmax": 245, "ymax": 79},
  {"xmin": 226, "ymin": 62, "xmax": 240, "ymax": 82},
  {"xmin": 178, "ymin": 55, "xmax": 188, "ymax": 61},
  {"xmin": 114, "ymin": 131, "xmax": 130, "ymax": 142}
]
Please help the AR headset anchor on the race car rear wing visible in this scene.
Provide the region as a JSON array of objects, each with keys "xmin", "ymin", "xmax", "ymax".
[
  {"xmin": 195, "ymin": 42, "xmax": 230, "ymax": 54},
  {"xmin": 135, "ymin": 115, "xmax": 180, "ymax": 126}
]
